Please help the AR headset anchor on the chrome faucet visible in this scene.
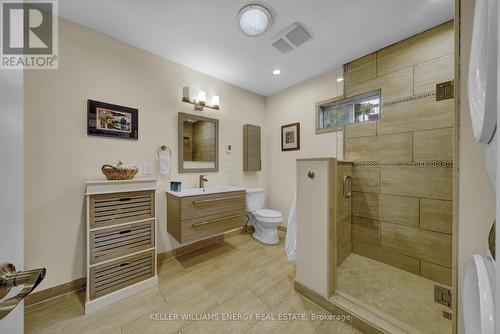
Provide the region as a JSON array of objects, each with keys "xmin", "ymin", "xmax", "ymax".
[{"xmin": 199, "ymin": 175, "xmax": 208, "ymax": 188}]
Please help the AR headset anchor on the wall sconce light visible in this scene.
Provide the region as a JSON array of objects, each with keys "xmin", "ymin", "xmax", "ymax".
[{"xmin": 182, "ymin": 86, "xmax": 220, "ymax": 111}]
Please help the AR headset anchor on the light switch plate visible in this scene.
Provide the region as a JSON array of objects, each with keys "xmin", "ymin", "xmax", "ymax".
[{"xmin": 143, "ymin": 163, "xmax": 153, "ymax": 176}]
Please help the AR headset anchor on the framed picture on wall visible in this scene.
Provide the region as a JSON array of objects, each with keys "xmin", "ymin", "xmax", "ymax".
[
  {"xmin": 87, "ymin": 100, "xmax": 138, "ymax": 140},
  {"xmin": 281, "ymin": 122, "xmax": 300, "ymax": 151}
]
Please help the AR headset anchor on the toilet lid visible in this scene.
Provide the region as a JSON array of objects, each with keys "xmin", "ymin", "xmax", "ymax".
[
  {"xmin": 255, "ymin": 209, "xmax": 282, "ymax": 219},
  {"xmin": 463, "ymin": 255, "xmax": 495, "ymax": 334}
]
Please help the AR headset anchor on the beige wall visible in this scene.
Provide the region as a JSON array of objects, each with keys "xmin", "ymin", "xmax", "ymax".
[
  {"xmin": 343, "ymin": 22, "xmax": 455, "ymax": 286},
  {"xmin": 457, "ymin": 1, "xmax": 496, "ymax": 332},
  {"xmin": 24, "ymin": 19, "xmax": 267, "ymax": 290},
  {"xmin": 265, "ymin": 70, "xmax": 344, "ymax": 223}
]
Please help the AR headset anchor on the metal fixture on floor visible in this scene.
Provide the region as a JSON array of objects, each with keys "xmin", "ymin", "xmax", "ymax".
[{"xmin": 0, "ymin": 263, "xmax": 46, "ymax": 319}]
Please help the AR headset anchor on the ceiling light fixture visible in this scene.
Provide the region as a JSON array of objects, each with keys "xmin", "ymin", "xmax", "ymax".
[
  {"xmin": 237, "ymin": 4, "xmax": 272, "ymax": 37},
  {"xmin": 273, "ymin": 69, "xmax": 281, "ymax": 75}
]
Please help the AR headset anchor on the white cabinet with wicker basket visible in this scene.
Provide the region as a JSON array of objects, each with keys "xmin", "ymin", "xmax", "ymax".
[{"xmin": 84, "ymin": 178, "xmax": 158, "ymax": 314}]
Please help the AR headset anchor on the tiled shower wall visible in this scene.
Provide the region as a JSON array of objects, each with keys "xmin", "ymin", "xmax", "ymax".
[{"xmin": 343, "ymin": 21, "xmax": 454, "ymax": 286}]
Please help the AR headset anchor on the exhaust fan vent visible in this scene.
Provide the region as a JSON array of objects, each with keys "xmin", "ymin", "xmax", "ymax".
[
  {"xmin": 271, "ymin": 23, "xmax": 312, "ymax": 54},
  {"xmin": 272, "ymin": 38, "xmax": 294, "ymax": 54},
  {"xmin": 286, "ymin": 24, "xmax": 311, "ymax": 47}
]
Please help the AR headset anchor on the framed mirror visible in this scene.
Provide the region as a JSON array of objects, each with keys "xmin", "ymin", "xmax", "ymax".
[{"xmin": 178, "ymin": 112, "xmax": 219, "ymax": 173}]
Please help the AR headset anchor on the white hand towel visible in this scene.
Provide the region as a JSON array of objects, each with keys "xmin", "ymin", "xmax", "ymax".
[
  {"xmin": 285, "ymin": 194, "xmax": 297, "ymax": 262},
  {"xmin": 159, "ymin": 155, "xmax": 171, "ymax": 175}
]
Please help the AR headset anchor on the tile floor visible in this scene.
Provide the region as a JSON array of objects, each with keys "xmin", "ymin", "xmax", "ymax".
[
  {"xmin": 336, "ymin": 253, "xmax": 452, "ymax": 334},
  {"xmin": 25, "ymin": 232, "xmax": 359, "ymax": 334}
]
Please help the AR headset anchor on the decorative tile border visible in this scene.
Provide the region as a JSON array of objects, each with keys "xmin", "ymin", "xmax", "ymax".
[
  {"xmin": 352, "ymin": 160, "xmax": 453, "ymax": 168},
  {"xmin": 381, "ymin": 91, "xmax": 436, "ymax": 108}
]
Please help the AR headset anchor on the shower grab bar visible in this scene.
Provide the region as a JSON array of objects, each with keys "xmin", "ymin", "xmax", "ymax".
[
  {"xmin": 0, "ymin": 263, "xmax": 46, "ymax": 320},
  {"xmin": 343, "ymin": 176, "xmax": 352, "ymax": 199}
]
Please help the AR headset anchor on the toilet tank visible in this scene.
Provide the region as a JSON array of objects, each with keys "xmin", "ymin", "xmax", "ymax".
[{"xmin": 246, "ymin": 188, "xmax": 265, "ymax": 212}]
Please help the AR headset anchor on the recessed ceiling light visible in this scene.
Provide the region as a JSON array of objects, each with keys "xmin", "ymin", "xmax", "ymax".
[
  {"xmin": 237, "ymin": 5, "xmax": 272, "ymax": 37},
  {"xmin": 273, "ymin": 69, "xmax": 281, "ymax": 75},
  {"xmin": 337, "ymin": 77, "xmax": 344, "ymax": 82}
]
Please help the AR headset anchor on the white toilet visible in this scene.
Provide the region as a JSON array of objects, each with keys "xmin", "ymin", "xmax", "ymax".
[
  {"xmin": 463, "ymin": 250, "xmax": 495, "ymax": 334},
  {"xmin": 245, "ymin": 188, "xmax": 283, "ymax": 244}
]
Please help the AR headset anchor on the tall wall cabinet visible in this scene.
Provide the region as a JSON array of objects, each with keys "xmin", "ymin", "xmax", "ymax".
[
  {"xmin": 85, "ymin": 179, "xmax": 158, "ymax": 314},
  {"xmin": 243, "ymin": 124, "xmax": 261, "ymax": 172}
]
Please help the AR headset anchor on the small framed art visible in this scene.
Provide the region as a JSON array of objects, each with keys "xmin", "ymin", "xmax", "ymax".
[
  {"xmin": 87, "ymin": 100, "xmax": 138, "ymax": 140},
  {"xmin": 281, "ymin": 122, "xmax": 300, "ymax": 151}
]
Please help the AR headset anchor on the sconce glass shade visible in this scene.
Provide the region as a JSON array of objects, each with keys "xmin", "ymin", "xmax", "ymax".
[
  {"xmin": 182, "ymin": 86, "xmax": 190, "ymax": 101},
  {"xmin": 198, "ymin": 91, "xmax": 206, "ymax": 103},
  {"xmin": 212, "ymin": 95, "xmax": 220, "ymax": 106}
]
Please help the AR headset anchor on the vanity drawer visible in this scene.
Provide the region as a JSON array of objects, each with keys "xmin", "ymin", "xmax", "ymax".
[
  {"xmin": 90, "ymin": 220, "xmax": 155, "ymax": 265},
  {"xmin": 90, "ymin": 190, "xmax": 155, "ymax": 228},
  {"xmin": 181, "ymin": 210, "xmax": 246, "ymax": 244},
  {"xmin": 180, "ymin": 191, "xmax": 245, "ymax": 220},
  {"xmin": 89, "ymin": 250, "xmax": 155, "ymax": 300}
]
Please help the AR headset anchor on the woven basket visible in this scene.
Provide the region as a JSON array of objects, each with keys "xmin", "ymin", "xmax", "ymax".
[{"xmin": 101, "ymin": 162, "xmax": 138, "ymax": 180}]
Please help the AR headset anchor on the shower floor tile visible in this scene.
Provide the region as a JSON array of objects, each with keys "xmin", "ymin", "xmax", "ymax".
[{"xmin": 336, "ymin": 253, "xmax": 452, "ymax": 334}]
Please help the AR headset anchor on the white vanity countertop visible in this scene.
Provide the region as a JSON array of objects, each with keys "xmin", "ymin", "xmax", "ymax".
[
  {"xmin": 86, "ymin": 178, "xmax": 158, "ymax": 185},
  {"xmin": 85, "ymin": 178, "xmax": 158, "ymax": 195},
  {"xmin": 166, "ymin": 185, "xmax": 246, "ymax": 197}
]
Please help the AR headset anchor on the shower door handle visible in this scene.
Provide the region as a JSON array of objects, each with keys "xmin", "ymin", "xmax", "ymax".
[
  {"xmin": 0, "ymin": 263, "xmax": 46, "ymax": 320},
  {"xmin": 343, "ymin": 176, "xmax": 352, "ymax": 198}
]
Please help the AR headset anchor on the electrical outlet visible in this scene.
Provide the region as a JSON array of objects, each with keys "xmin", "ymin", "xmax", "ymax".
[
  {"xmin": 143, "ymin": 163, "xmax": 153, "ymax": 176},
  {"xmin": 224, "ymin": 163, "xmax": 232, "ymax": 173},
  {"xmin": 226, "ymin": 144, "xmax": 232, "ymax": 153}
]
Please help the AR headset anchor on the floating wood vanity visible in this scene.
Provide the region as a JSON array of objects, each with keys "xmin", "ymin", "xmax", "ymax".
[
  {"xmin": 167, "ymin": 187, "xmax": 247, "ymax": 244},
  {"xmin": 85, "ymin": 179, "xmax": 158, "ymax": 314}
]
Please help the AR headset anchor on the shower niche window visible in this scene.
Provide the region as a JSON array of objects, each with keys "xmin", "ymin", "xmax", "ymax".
[{"xmin": 316, "ymin": 90, "xmax": 380, "ymax": 133}]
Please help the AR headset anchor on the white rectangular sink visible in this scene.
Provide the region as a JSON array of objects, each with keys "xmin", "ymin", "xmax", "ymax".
[{"xmin": 166, "ymin": 185, "xmax": 245, "ymax": 197}]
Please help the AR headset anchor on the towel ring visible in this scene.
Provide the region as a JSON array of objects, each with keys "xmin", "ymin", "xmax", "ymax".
[{"xmin": 157, "ymin": 145, "xmax": 172, "ymax": 158}]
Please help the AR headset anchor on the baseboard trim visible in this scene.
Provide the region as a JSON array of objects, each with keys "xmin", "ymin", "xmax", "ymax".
[
  {"xmin": 25, "ymin": 277, "xmax": 86, "ymax": 307},
  {"xmin": 26, "ymin": 225, "xmax": 254, "ymax": 308},
  {"xmin": 293, "ymin": 280, "xmax": 389, "ymax": 334}
]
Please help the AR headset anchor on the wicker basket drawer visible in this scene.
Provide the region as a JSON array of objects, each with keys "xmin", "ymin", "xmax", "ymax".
[
  {"xmin": 181, "ymin": 210, "xmax": 246, "ymax": 244},
  {"xmin": 90, "ymin": 191, "xmax": 155, "ymax": 228},
  {"xmin": 180, "ymin": 191, "xmax": 245, "ymax": 221},
  {"xmin": 90, "ymin": 220, "xmax": 155, "ymax": 265},
  {"xmin": 89, "ymin": 250, "xmax": 155, "ymax": 300}
]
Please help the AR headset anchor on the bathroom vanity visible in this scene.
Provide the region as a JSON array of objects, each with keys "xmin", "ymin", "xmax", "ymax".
[{"xmin": 166, "ymin": 186, "xmax": 247, "ymax": 244}]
